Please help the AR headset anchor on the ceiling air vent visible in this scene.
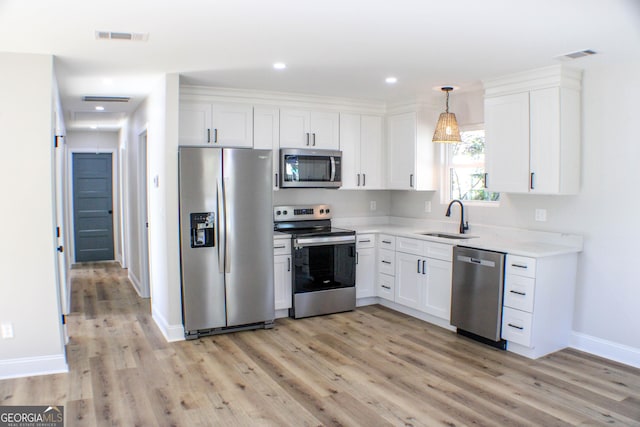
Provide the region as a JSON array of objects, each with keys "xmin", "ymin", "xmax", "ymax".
[
  {"xmin": 83, "ymin": 96, "xmax": 130, "ymax": 103},
  {"xmin": 95, "ymin": 31, "xmax": 149, "ymax": 42},
  {"xmin": 555, "ymin": 49, "xmax": 597, "ymax": 61}
]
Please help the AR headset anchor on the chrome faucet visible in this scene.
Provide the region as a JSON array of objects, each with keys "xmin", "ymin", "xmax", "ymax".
[{"xmin": 446, "ymin": 199, "xmax": 469, "ymax": 234}]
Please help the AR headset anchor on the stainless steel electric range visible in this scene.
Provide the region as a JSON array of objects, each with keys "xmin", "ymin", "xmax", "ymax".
[{"xmin": 274, "ymin": 204, "xmax": 356, "ymax": 319}]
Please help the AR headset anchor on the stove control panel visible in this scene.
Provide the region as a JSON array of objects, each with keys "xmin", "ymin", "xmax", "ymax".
[{"xmin": 274, "ymin": 204, "xmax": 332, "ymax": 221}]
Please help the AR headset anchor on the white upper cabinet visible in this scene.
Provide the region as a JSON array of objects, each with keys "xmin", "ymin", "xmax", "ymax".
[
  {"xmin": 340, "ymin": 113, "xmax": 384, "ymax": 190},
  {"xmin": 280, "ymin": 109, "xmax": 339, "ymax": 149},
  {"xmin": 484, "ymin": 65, "xmax": 581, "ymax": 195},
  {"xmin": 179, "ymin": 101, "xmax": 253, "ymax": 147},
  {"xmin": 253, "ymin": 106, "xmax": 280, "ymax": 190},
  {"xmin": 386, "ymin": 110, "xmax": 437, "ymax": 191}
]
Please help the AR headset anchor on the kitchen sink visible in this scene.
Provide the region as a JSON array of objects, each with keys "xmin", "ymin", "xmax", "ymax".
[{"xmin": 421, "ymin": 232, "xmax": 476, "ymax": 240}]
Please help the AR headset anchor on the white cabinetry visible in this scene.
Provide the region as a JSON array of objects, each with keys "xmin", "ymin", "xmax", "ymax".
[
  {"xmin": 273, "ymin": 238, "xmax": 292, "ymax": 313},
  {"xmin": 254, "ymin": 106, "xmax": 280, "ymax": 190},
  {"xmin": 484, "ymin": 65, "xmax": 581, "ymax": 194},
  {"xmin": 355, "ymin": 234, "xmax": 376, "ymax": 299},
  {"xmin": 179, "ymin": 101, "xmax": 253, "ymax": 147},
  {"xmin": 501, "ymin": 253, "xmax": 578, "ymax": 359},
  {"xmin": 280, "ymin": 109, "xmax": 339, "ymax": 149},
  {"xmin": 386, "ymin": 110, "xmax": 438, "ymax": 190},
  {"xmin": 340, "ymin": 113, "xmax": 384, "ymax": 189},
  {"xmin": 394, "ymin": 237, "xmax": 453, "ymax": 321},
  {"xmin": 377, "ymin": 234, "xmax": 396, "ymax": 301}
]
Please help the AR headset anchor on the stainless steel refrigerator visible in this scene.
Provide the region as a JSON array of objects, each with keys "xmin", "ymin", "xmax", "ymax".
[{"xmin": 178, "ymin": 147, "xmax": 274, "ymax": 339}]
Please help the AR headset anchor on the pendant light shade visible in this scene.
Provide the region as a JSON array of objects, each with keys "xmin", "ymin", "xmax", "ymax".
[{"xmin": 432, "ymin": 87, "xmax": 462, "ymax": 144}]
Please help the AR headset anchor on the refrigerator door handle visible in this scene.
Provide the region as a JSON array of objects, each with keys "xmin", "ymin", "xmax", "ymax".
[{"xmin": 216, "ymin": 178, "xmax": 228, "ymax": 273}]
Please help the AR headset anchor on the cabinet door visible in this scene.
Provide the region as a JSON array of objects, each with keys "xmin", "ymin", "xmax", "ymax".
[
  {"xmin": 179, "ymin": 102, "xmax": 212, "ymax": 145},
  {"xmin": 529, "ymin": 87, "xmax": 561, "ymax": 194},
  {"xmin": 339, "ymin": 113, "xmax": 361, "ymax": 189},
  {"xmin": 254, "ymin": 106, "xmax": 280, "ymax": 190},
  {"xmin": 356, "ymin": 246, "xmax": 376, "ymax": 299},
  {"xmin": 280, "ymin": 109, "xmax": 311, "ymax": 148},
  {"xmin": 274, "ymin": 254, "xmax": 292, "ymax": 310},
  {"xmin": 310, "ymin": 112, "xmax": 339, "ymax": 149},
  {"xmin": 485, "ymin": 92, "xmax": 530, "ymax": 193},
  {"xmin": 211, "ymin": 103, "xmax": 253, "ymax": 147},
  {"xmin": 360, "ymin": 115, "xmax": 384, "ymax": 189},
  {"xmin": 422, "ymin": 258, "xmax": 452, "ymax": 321},
  {"xmin": 386, "ymin": 112, "xmax": 416, "ymax": 190},
  {"xmin": 395, "ymin": 252, "xmax": 422, "ymax": 310}
]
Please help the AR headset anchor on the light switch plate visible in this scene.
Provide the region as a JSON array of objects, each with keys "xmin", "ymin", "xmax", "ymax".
[
  {"xmin": 370, "ymin": 201, "xmax": 377, "ymax": 211},
  {"xmin": 1, "ymin": 322, "xmax": 14, "ymax": 339}
]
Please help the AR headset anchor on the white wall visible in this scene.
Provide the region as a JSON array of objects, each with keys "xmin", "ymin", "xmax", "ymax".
[
  {"xmin": 65, "ymin": 131, "xmax": 122, "ymax": 264},
  {"xmin": 274, "ymin": 189, "xmax": 392, "ymax": 218},
  {"xmin": 390, "ymin": 61, "xmax": 640, "ymax": 362},
  {"xmin": 0, "ymin": 52, "xmax": 66, "ymax": 378},
  {"xmin": 124, "ymin": 73, "xmax": 182, "ymax": 340}
]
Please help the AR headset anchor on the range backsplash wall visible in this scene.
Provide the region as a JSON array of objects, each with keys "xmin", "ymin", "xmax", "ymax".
[{"xmin": 274, "ymin": 189, "xmax": 392, "ymax": 219}]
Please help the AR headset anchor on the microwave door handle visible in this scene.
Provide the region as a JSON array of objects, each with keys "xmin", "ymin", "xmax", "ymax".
[{"xmin": 330, "ymin": 156, "xmax": 336, "ymax": 182}]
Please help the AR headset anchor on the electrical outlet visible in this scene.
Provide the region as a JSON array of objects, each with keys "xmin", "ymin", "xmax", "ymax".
[
  {"xmin": 1, "ymin": 322, "xmax": 14, "ymax": 339},
  {"xmin": 424, "ymin": 201, "xmax": 431, "ymax": 213},
  {"xmin": 370, "ymin": 201, "xmax": 377, "ymax": 211},
  {"xmin": 535, "ymin": 208, "xmax": 547, "ymax": 222}
]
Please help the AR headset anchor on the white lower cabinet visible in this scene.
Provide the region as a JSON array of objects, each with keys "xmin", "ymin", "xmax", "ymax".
[
  {"xmin": 273, "ymin": 238, "xmax": 292, "ymax": 312},
  {"xmin": 501, "ymin": 253, "xmax": 578, "ymax": 358},
  {"xmin": 377, "ymin": 273, "xmax": 394, "ymax": 301},
  {"xmin": 356, "ymin": 234, "xmax": 376, "ymax": 299},
  {"xmin": 394, "ymin": 238, "xmax": 453, "ymax": 321}
]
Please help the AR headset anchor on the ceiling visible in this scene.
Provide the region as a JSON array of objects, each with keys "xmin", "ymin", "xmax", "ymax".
[{"xmin": 1, "ymin": 0, "xmax": 639, "ymax": 131}]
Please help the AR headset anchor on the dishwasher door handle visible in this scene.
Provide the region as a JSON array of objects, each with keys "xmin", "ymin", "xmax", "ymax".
[{"xmin": 456, "ymin": 255, "xmax": 496, "ymax": 268}]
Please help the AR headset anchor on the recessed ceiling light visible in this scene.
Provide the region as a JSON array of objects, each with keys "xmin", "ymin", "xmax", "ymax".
[
  {"xmin": 385, "ymin": 77, "xmax": 398, "ymax": 84},
  {"xmin": 102, "ymin": 78, "xmax": 113, "ymax": 85},
  {"xmin": 273, "ymin": 62, "xmax": 287, "ymax": 70},
  {"xmin": 95, "ymin": 106, "xmax": 105, "ymax": 111}
]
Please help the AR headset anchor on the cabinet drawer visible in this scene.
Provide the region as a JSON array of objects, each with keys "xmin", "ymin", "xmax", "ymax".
[
  {"xmin": 506, "ymin": 255, "xmax": 536, "ymax": 278},
  {"xmin": 504, "ymin": 274, "xmax": 535, "ymax": 312},
  {"xmin": 378, "ymin": 249, "xmax": 395, "ymax": 275},
  {"xmin": 424, "ymin": 241, "xmax": 452, "ymax": 262},
  {"xmin": 378, "ymin": 234, "xmax": 396, "ymax": 250},
  {"xmin": 502, "ymin": 307, "xmax": 533, "ymax": 347},
  {"xmin": 396, "ymin": 237, "xmax": 424, "ymax": 255},
  {"xmin": 377, "ymin": 273, "xmax": 394, "ymax": 301},
  {"xmin": 357, "ymin": 233, "xmax": 375, "ymax": 248},
  {"xmin": 273, "ymin": 239, "xmax": 291, "ymax": 255}
]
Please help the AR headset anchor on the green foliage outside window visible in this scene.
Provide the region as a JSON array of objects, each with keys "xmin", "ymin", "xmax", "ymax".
[{"xmin": 449, "ymin": 130, "xmax": 499, "ymax": 202}]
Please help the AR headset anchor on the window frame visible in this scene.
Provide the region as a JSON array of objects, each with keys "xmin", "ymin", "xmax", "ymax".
[{"xmin": 441, "ymin": 124, "xmax": 500, "ymax": 206}]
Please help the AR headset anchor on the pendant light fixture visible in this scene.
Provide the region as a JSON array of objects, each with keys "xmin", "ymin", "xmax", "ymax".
[{"xmin": 432, "ymin": 86, "xmax": 462, "ymax": 144}]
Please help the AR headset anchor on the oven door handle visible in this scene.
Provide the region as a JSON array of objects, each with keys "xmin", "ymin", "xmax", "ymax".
[{"xmin": 294, "ymin": 235, "xmax": 356, "ymax": 248}]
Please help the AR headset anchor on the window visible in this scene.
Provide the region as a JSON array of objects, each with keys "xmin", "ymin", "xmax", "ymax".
[{"xmin": 446, "ymin": 128, "xmax": 499, "ymax": 203}]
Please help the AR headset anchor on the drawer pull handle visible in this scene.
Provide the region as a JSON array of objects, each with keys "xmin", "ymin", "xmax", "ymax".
[
  {"xmin": 274, "ymin": 245, "xmax": 286, "ymax": 249},
  {"xmin": 510, "ymin": 290, "xmax": 526, "ymax": 296},
  {"xmin": 381, "ymin": 260, "xmax": 391, "ymax": 264},
  {"xmin": 359, "ymin": 239, "xmax": 371, "ymax": 243},
  {"xmin": 508, "ymin": 323, "xmax": 524, "ymax": 330},
  {"xmin": 382, "ymin": 240, "xmax": 392, "ymax": 244},
  {"xmin": 512, "ymin": 264, "xmax": 528, "ymax": 269},
  {"xmin": 381, "ymin": 285, "xmax": 391, "ymax": 290}
]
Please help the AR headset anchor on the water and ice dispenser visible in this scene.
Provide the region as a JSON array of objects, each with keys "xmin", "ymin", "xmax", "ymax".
[{"xmin": 190, "ymin": 212, "xmax": 215, "ymax": 248}]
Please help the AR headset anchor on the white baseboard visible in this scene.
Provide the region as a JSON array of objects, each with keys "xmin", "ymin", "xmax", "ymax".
[
  {"xmin": 152, "ymin": 306, "xmax": 185, "ymax": 342},
  {"xmin": 0, "ymin": 354, "xmax": 68, "ymax": 380},
  {"xmin": 128, "ymin": 270, "xmax": 144, "ymax": 297},
  {"xmin": 570, "ymin": 331, "xmax": 640, "ymax": 369}
]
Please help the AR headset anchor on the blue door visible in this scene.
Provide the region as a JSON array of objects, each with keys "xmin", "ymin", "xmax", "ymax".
[{"xmin": 72, "ymin": 153, "xmax": 114, "ymax": 262}]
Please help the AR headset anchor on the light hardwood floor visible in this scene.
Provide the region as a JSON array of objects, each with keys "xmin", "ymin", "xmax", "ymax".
[{"xmin": 1, "ymin": 262, "xmax": 639, "ymax": 426}]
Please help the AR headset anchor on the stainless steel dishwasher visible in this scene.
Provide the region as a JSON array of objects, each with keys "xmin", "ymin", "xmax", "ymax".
[{"xmin": 451, "ymin": 246, "xmax": 507, "ymax": 349}]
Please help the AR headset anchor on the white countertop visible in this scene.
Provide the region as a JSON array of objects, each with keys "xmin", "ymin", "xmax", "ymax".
[
  {"xmin": 273, "ymin": 217, "xmax": 582, "ymax": 257},
  {"xmin": 336, "ymin": 221, "xmax": 583, "ymax": 258}
]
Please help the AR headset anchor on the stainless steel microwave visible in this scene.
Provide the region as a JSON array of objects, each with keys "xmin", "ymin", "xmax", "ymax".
[{"xmin": 280, "ymin": 148, "xmax": 342, "ymax": 188}]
